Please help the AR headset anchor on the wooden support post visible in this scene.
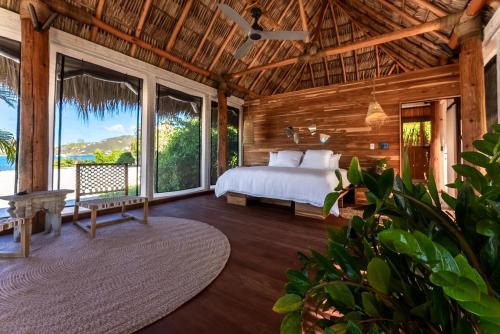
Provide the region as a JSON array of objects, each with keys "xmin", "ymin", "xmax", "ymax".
[
  {"xmin": 217, "ymin": 88, "xmax": 228, "ymax": 177},
  {"xmin": 457, "ymin": 16, "xmax": 487, "ymax": 152},
  {"xmin": 430, "ymin": 101, "xmax": 445, "ymax": 190},
  {"xmin": 19, "ymin": 1, "xmax": 50, "ymax": 195}
]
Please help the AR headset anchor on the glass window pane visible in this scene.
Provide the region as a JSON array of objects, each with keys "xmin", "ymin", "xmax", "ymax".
[
  {"xmin": 210, "ymin": 101, "xmax": 240, "ymax": 185},
  {"xmin": 155, "ymin": 84, "xmax": 202, "ymax": 193},
  {"xmin": 0, "ymin": 36, "xmax": 20, "ymax": 212},
  {"xmin": 53, "ymin": 54, "xmax": 142, "ymax": 205}
]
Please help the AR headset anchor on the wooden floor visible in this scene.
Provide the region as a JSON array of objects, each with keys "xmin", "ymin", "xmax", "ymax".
[{"xmin": 138, "ymin": 194, "xmax": 346, "ymax": 334}]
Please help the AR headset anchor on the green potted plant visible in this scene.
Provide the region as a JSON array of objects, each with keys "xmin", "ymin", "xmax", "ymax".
[{"xmin": 273, "ymin": 124, "xmax": 500, "ymax": 334}]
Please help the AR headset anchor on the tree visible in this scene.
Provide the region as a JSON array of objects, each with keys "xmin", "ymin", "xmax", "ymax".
[
  {"xmin": 156, "ymin": 118, "xmax": 200, "ymax": 193},
  {"xmin": 0, "ymin": 129, "xmax": 16, "ymax": 164}
]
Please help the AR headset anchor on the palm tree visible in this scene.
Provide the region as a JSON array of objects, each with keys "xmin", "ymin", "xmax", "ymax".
[{"xmin": 0, "ymin": 129, "xmax": 15, "ymax": 164}]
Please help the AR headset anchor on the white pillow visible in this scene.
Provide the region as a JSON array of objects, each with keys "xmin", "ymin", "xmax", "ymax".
[
  {"xmin": 274, "ymin": 151, "xmax": 303, "ymax": 167},
  {"xmin": 329, "ymin": 154, "xmax": 342, "ymax": 170},
  {"xmin": 268, "ymin": 152, "xmax": 279, "ymax": 166},
  {"xmin": 299, "ymin": 150, "xmax": 333, "ymax": 169}
]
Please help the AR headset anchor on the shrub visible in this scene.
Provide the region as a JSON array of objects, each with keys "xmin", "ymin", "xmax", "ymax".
[
  {"xmin": 274, "ymin": 124, "xmax": 500, "ymax": 334},
  {"xmin": 116, "ymin": 151, "xmax": 135, "ymax": 165}
]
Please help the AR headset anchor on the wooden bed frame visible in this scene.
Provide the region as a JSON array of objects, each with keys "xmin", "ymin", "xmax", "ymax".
[{"xmin": 226, "ymin": 189, "xmax": 351, "ymax": 220}]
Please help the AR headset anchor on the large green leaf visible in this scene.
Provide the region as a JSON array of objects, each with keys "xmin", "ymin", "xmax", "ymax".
[
  {"xmin": 273, "ymin": 294, "xmax": 303, "ymax": 314},
  {"xmin": 378, "ymin": 168, "xmax": 394, "ymax": 199},
  {"xmin": 461, "ymin": 151, "xmax": 491, "ymax": 168},
  {"xmin": 325, "ymin": 282, "xmax": 355, "ymax": 308},
  {"xmin": 285, "ymin": 270, "xmax": 311, "ymax": 297},
  {"xmin": 455, "ymin": 254, "xmax": 488, "ymax": 293},
  {"xmin": 324, "ymin": 192, "xmax": 341, "ymax": 217},
  {"xmin": 347, "ymin": 157, "xmax": 363, "ymax": 186},
  {"xmin": 361, "ymin": 292, "xmax": 380, "ymax": 317},
  {"xmin": 367, "ymin": 258, "xmax": 391, "ymax": 294},
  {"xmin": 427, "ymin": 168, "xmax": 441, "ymax": 209},
  {"xmin": 430, "ymin": 271, "xmax": 481, "ymax": 302},
  {"xmin": 335, "ymin": 169, "xmax": 344, "ymax": 191},
  {"xmin": 459, "ymin": 293, "xmax": 500, "ymax": 318},
  {"xmin": 280, "ymin": 311, "xmax": 302, "ymax": 334},
  {"xmin": 474, "ymin": 139, "xmax": 495, "ymax": 156},
  {"xmin": 329, "ymin": 242, "xmax": 362, "ymax": 281},
  {"xmin": 346, "ymin": 321, "xmax": 363, "ymax": 334}
]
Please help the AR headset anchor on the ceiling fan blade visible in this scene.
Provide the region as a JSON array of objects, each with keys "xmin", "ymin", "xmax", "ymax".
[
  {"xmin": 217, "ymin": 4, "xmax": 251, "ymax": 33},
  {"xmin": 260, "ymin": 31, "xmax": 309, "ymax": 41},
  {"xmin": 234, "ymin": 38, "xmax": 254, "ymax": 59}
]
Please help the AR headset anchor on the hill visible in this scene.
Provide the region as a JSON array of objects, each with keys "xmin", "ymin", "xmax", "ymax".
[{"xmin": 57, "ymin": 135, "xmax": 136, "ymax": 155}]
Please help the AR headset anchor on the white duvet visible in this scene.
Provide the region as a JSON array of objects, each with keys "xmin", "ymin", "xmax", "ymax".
[{"xmin": 215, "ymin": 166, "xmax": 349, "ymax": 216}]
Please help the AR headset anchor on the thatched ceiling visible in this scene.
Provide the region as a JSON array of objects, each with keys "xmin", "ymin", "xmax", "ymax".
[{"xmin": 0, "ymin": 0, "xmax": 496, "ymax": 99}]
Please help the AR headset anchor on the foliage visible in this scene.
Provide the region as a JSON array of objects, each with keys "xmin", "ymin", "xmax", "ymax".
[
  {"xmin": 403, "ymin": 121, "xmax": 431, "ymax": 147},
  {"xmin": 375, "ymin": 158, "xmax": 388, "ymax": 175},
  {"xmin": 94, "ymin": 149, "xmax": 134, "ymax": 165},
  {"xmin": 0, "ymin": 129, "xmax": 16, "ymax": 164},
  {"xmin": 210, "ymin": 125, "xmax": 239, "ymax": 184},
  {"xmin": 156, "ymin": 117, "xmax": 200, "ymax": 193},
  {"xmin": 274, "ymin": 124, "xmax": 500, "ymax": 334}
]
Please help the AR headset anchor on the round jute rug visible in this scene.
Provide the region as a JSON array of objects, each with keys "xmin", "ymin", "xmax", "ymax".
[{"xmin": 0, "ymin": 217, "xmax": 230, "ymax": 334}]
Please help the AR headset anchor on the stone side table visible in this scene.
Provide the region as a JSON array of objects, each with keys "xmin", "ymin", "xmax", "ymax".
[{"xmin": 0, "ymin": 190, "xmax": 72, "ymax": 256}]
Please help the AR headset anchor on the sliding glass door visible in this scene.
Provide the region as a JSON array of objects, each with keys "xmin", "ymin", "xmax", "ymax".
[
  {"xmin": 53, "ymin": 54, "xmax": 142, "ymax": 204},
  {"xmin": 0, "ymin": 36, "xmax": 20, "ymax": 212},
  {"xmin": 154, "ymin": 84, "xmax": 202, "ymax": 193},
  {"xmin": 210, "ymin": 101, "xmax": 240, "ymax": 185}
]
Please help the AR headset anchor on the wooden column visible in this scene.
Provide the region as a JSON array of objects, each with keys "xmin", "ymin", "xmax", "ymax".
[
  {"xmin": 19, "ymin": 1, "xmax": 50, "ymax": 200},
  {"xmin": 430, "ymin": 101, "xmax": 446, "ymax": 190},
  {"xmin": 458, "ymin": 16, "xmax": 487, "ymax": 152},
  {"xmin": 217, "ymin": 88, "xmax": 228, "ymax": 177}
]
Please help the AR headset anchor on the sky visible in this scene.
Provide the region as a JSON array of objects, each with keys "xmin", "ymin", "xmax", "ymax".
[{"xmin": 0, "ymin": 99, "xmax": 139, "ymax": 145}]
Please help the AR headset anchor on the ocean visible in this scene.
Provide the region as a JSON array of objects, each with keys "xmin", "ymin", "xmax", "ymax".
[{"xmin": 0, "ymin": 154, "xmax": 95, "ymax": 171}]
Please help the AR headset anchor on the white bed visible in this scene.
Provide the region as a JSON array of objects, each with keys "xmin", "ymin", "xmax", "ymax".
[{"xmin": 215, "ymin": 166, "xmax": 349, "ymax": 216}]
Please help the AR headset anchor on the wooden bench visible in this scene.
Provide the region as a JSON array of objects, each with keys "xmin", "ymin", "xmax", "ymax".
[
  {"xmin": 0, "ymin": 218, "xmax": 29, "ymax": 258},
  {"xmin": 73, "ymin": 163, "xmax": 148, "ymax": 238}
]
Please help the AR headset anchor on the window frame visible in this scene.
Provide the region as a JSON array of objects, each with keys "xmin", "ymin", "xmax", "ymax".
[{"xmin": 0, "ymin": 8, "xmax": 244, "ymax": 204}]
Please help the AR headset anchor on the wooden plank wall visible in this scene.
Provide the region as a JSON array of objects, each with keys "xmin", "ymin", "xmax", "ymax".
[{"xmin": 243, "ymin": 65, "xmax": 461, "ymax": 172}]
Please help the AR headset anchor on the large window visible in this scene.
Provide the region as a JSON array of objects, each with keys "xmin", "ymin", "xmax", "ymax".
[
  {"xmin": 53, "ymin": 54, "xmax": 142, "ymax": 204},
  {"xmin": 210, "ymin": 101, "xmax": 240, "ymax": 185},
  {"xmin": 0, "ymin": 37, "xmax": 20, "ymax": 211},
  {"xmin": 155, "ymin": 84, "xmax": 202, "ymax": 193}
]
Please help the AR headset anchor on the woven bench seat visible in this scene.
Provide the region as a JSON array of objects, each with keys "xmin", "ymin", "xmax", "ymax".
[
  {"xmin": 73, "ymin": 163, "xmax": 148, "ymax": 239},
  {"xmin": 0, "ymin": 217, "xmax": 29, "ymax": 258},
  {"xmin": 0, "ymin": 217, "xmax": 24, "ymax": 232},
  {"xmin": 78, "ymin": 196, "xmax": 147, "ymax": 210}
]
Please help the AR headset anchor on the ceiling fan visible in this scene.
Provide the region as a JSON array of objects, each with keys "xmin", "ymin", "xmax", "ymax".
[{"xmin": 217, "ymin": 4, "xmax": 309, "ymax": 59}]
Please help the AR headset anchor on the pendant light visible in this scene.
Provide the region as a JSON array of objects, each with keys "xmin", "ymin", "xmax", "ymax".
[{"xmin": 365, "ymin": 79, "xmax": 387, "ymax": 128}]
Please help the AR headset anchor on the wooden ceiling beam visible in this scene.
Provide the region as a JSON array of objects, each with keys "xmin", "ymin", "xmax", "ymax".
[
  {"xmin": 329, "ymin": 2, "xmax": 347, "ymax": 83},
  {"xmin": 298, "ymin": 0, "xmax": 310, "ymax": 43},
  {"xmin": 41, "ymin": 0, "xmax": 259, "ymax": 98},
  {"xmin": 410, "ymin": 0, "xmax": 448, "ymax": 17},
  {"xmin": 248, "ymin": 42, "xmax": 290, "ymax": 90},
  {"xmin": 353, "ymin": 0, "xmax": 445, "ymax": 58},
  {"xmin": 351, "ymin": 22, "xmax": 360, "ymax": 81},
  {"xmin": 309, "ymin": 62, "xmax": 316, "ymax": 87},
  {"xmin": 159, "ymin": 0, "xmax": 194, "ymax": 68},
  {"xmin": 449, "ymin": 0, "xmax": 489, "ymax": 49},
  {"xmin": 282, "ymin": 63, "xmax": 307, "ymax": 93},
  {"xmin": 236, "ymin": 0, "xmax": 295, "ymax": 85},
  {"xmin": 184, "ymin": 10, "xmax": 220, "ymax": 75},
  {"xmin": 335, "ymin": 0, "xmax": 431, "ymax": 69},
  {"xmin": 376, "ymin": 0, "xmax": 449, "ymax": 44},
  {"xmin": 229, "ymin": 12, "xmax": 461, "ymax": 79},
  {"xmin": 375, "ymin": 45, "xmax": 380, "ymax": 77},
  {"xmin": 334, "ymin": 1, "xmax": 414, "ymax": 71},
  {"xmin": 129, "ymin": 0, "xmax": 153, "ymax": 57},
  {"xmin": 267, "ymin": 64, "xmax": 296, "ymax": 95},
  {"xmin": 243, "ymin": 4, "xmax": 322, "ymax": 90},
  {"xmin": 89, "ymin": 0, "xmax": 105, "ymax": 42}
]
